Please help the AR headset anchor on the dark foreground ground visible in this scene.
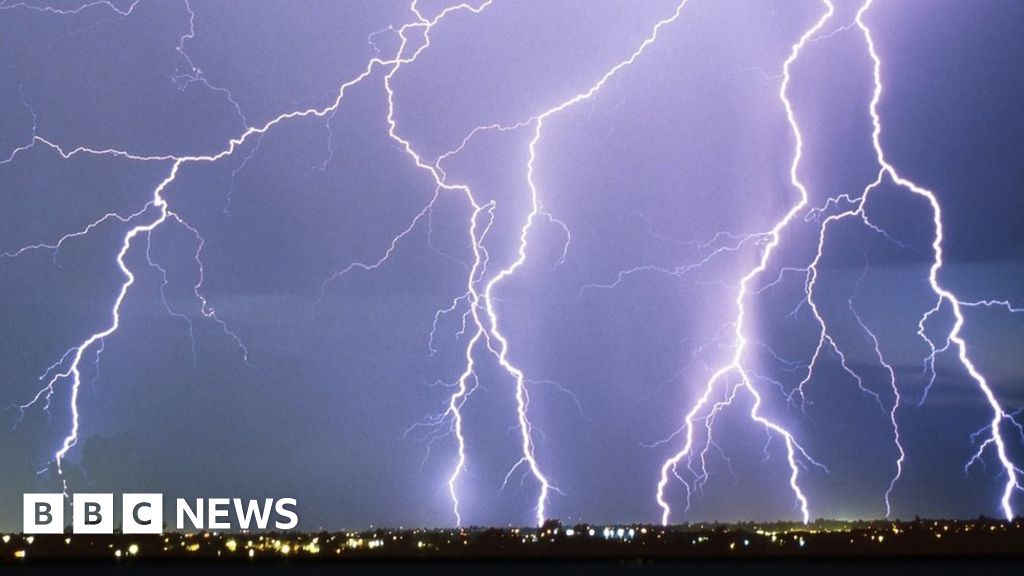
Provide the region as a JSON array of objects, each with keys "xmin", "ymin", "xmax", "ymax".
[
  {"xmin": 3, "ymin": 518, "xmax": 1023, "ymax": 573},
  {"xmin": 3, "ymin": 560, "xmax": 1024, "ymax": 576}
]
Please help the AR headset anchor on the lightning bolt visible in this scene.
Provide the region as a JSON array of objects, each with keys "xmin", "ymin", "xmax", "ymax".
[
  {"xmin": 0, "ymin": 0, "xmax": 140, "ymax": 18},
  {"xmin": 853, "ymin": 0, "xmax": 1023, "ymax": 519},
  {"xmin": 653, "ymin": 0, "xmax": 1022, "ymax": 524},
  {"xmin": 6, "ymin": 0, "xmax": 700, "ymax": 525},
  {"xmin": 317, "ymin": 0, "xmax": 517, "ymax": 527},
  {"xmin": 3, "ymin": 0, "xmax": 495, "ymax": 495},
  {"xmin": 469, "ymin": 0, "xmax": 696, "ymax": 526},
  {"xmin": 5, "ymin": 0, "xmax": 1021, "ymax": 527},
  {"xmin": 322, "ymin": 0, "xmax": 697, "ymax": 527},
  {"xmin": 656, "ymin": 0, "xmax": 836, "ymax": 526},
  {"xmin": 15, "ymin": 162, "xmax": 179, "ymax": 490}
]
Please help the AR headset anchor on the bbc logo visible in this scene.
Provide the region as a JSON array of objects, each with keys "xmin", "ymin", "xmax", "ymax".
[
  {"xmin": 24, "ymin": 494, "xmax": 299, "ymax": 533},
  {"xmin": 24, "ymin": 493, "xmax": 162, "ymax": 534}
]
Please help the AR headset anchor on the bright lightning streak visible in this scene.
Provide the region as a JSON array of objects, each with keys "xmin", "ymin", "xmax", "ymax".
[
  {"xmin": 656, "ymin": 0, "xmax": 1023, "ymax": 525},
  {"xmin": 319, "ymin": 0, "xmax": 702, "ymax": 526},
  {"xmin": 323, "ymin": 0, "xmax": 698, "ymax": 526},
  {"xmin": 20, "ymin": 161, "xmax": 179, "ymax": 490},
  {"xmin": 656, "ymin": 0, "xmax": 836, "ymax": 526},
  {"xmin": 314, "ymin": 0, "xmax": 524, "ymax": 527},
  {"xmin": 7, "ymin": 0, "xmax": 1021, "ymax": 527},
  {"xmin": 5, "ymin": 0, "xmax": 494, "ymax": 493},
  {"xmin": 469, "ymin": 0, "xmax": 698, "ymax": 526},
  {"xmin": 469, "ymin": 0, "xmax": 696, "ymax": 527},
  {"xmin": 854, "ymin": 0, "xmax": 1022, "ymax": 520}
]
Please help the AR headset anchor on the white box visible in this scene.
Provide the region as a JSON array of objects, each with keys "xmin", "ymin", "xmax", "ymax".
[
  {"xmin": 23, "ymin": 493, "xmax": 64, "ymax": 534},
  {"xmin": 122, "ymin": 493, "xmax": 163, "ymax": 534},
  {"xmin": 72, "ymin": 493, "xmax": 114, "ymax": 534}
]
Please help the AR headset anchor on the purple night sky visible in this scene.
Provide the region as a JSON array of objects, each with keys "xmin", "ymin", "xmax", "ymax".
[{"xmin": 1, "ymin": 0, "xmax": 1022, "ymax": 530}]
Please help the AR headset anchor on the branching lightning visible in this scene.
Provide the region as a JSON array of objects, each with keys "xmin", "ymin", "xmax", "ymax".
[
  {"xmin": 3, "ymin": 0, "xmax": 1022, "ymax": 527},
  {"xmin": 656, "ymin": 0, "xmax": 836, "ymax": 526},
  {"xmin": 854, "ymin": 0, "xmax": 1023, "ymax": 519},
  {"xmin": 652, "ymin": 0, "xmax": 1022, "ymax": 524},
  {"xmin": 320, "ymin": 0, "xmax": 697, "ymax": 527},
  {"xmin": 2, "ymin": 0, "xmax": 498, "ymax": 497}
]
